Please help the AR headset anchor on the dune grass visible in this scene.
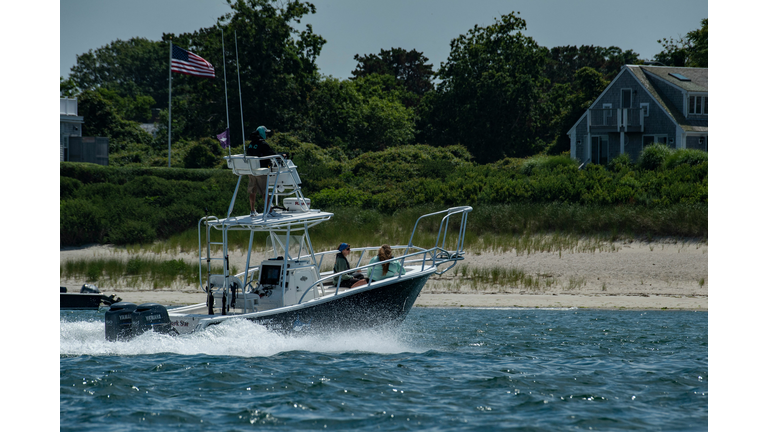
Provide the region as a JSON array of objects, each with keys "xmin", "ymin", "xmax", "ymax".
[
  {"xmin": 61, "ymin": 256, "xmax": 236, "ymax": 289},
  {"xmin": 62, "ymin": 204, "xmax": 706, "ymax": 289},
  {"xmin": 454, "ymin": 264, "xmax": 557, "ymax": 291},
  {"xmin": 117, "ymin": 203, "xmax": 705, "ymax": 256}
]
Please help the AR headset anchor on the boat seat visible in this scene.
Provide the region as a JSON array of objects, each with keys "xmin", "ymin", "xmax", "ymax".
[
  {"xmin": 268, "ymin": 162, "xmax": 302, "ymax": 192},
  {"xmin": 226, "ymin": 155, "xmax": 271, "ymax": 177},
  {"xmin": 226, "ymin": 155, "xmax": 302, "ymax": 192}
]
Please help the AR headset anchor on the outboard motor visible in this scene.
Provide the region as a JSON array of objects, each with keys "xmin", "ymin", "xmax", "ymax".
[
  {"xmin": 105, "ymin": 302, "xmax": 138, "ymax": 341},
  {"xmin": 131, "ymin": 303, "xmax": 177, "ymax": 337},
  {"xmin": 81, "ymin": 283, "xmax": 101, "ymax": 294}
]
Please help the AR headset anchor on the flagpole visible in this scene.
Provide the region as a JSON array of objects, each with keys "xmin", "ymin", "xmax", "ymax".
[
  {"xmin": 168, "ymin": 38, "xmax": 173, "ymax": 168},
  {"xmin": 221, "ymin": 29, "xmax": 232, "ymax": 158},
  {"xmin": 235, "ymin": 30, "xmax": 246, "ymax": 155}
]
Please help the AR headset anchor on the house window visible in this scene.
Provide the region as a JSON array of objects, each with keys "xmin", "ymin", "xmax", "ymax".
[
  {"xmin": 640, "ymin": 103, "xmax": 650, "ymax": 117},
  {"xmin": 643, "ymin": 135, "xmax": 667, "ymax": 147},
  {"xmin": 689, "ymin": 95, "xmax": 708, "ymax": 115},
  {"xmin": 621, "ymin": 89, "xmax": 632, "ymax": 109}
]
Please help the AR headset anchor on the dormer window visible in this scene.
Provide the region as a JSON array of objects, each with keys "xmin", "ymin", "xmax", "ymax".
[{"xmin": 689, "ymin": 95, "xmax": 708, "ymax": 115}]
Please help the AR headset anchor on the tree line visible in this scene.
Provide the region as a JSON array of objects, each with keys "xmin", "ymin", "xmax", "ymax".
[{"xmin": 60, "ymin": 0, "xmax": 708, "ymax": 166}]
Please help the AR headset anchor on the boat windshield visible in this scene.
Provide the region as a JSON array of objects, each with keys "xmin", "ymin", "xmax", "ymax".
[{"xmin": 266, "ymin": 232, "xmax": 313, "ymax": 263}]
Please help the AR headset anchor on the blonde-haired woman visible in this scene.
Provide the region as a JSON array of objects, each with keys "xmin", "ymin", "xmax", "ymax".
[{"xmin": 366, "ymin": 244, "xmax": 405, "ymax": 282}]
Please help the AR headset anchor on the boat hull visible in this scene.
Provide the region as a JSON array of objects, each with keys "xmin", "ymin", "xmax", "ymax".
[
  {"xmin": 60, "ymin": 293, "xmax": 105, "ymax": 310},
  {"xmin": 174, "ymin": 272, "xmax": 432, "ymax": 334},
  {"xmin": 251, "ymin": 272, "xmax": 430, "ymax": 333}
]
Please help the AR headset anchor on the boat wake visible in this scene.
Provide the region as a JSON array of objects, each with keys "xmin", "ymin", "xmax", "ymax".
[{"xmin": 60, "ymin": 317, "xmax": 426, "ymax": 357}]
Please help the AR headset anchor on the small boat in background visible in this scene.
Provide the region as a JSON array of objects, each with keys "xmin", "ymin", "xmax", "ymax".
[{"xmin": 61, "ymin": 284, "xmax": 122, "ymax": 310}]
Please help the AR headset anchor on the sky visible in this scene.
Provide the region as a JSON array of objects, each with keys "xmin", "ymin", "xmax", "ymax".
[{"xmin": 60, "ymin": 0, "xmax": 708, "ymax": 80}]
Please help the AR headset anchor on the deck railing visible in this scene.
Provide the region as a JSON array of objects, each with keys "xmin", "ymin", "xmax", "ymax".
[
  {"xmin": 589, "ymin": 108, "xmax": 644, "ymax": 131},
  {"xmin": 589, "ymin": 109, "xmax": 618, "ymax": 128},
  {"xmin": 298, "ymin": 206, "xmax": 473, "ymax": 304}
]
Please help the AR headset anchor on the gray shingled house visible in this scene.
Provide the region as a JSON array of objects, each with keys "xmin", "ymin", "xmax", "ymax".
[{"xmin": 568, "ymin": 65, "xmax": 707, "ymax": 165}]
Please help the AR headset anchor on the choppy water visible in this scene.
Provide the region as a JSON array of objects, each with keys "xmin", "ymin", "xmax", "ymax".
[{"xmin": 61, "ymin": 307, "xmax": 707, "ymax": 431}]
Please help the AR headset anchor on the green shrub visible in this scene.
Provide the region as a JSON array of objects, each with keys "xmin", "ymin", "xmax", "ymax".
[
  {"xmin": 638, "ymin": 143, "xmax": 673, "ymax": 171},
  {"xmin": 60, "ymin": 199, "xmax": 106, "ymax": 245},
  {"xmin": 520, "ymin": 155, "xmax": 577, "ymax": 176},
  {"xmin": 75, "ymin": 182, "xmax": 123, "ymax": 201},
  {"xmin": 60, "ymin": 176, "xmax": 82, "ymax": 199},
  {"xmin": 108, "ymin": 219, "xmax": 156, "ymax": 245},
  {"xmin": 60, "ymin": 145, "xmax": 708, "ymax": 246},
  {"xmin": 110, "ymin": 151, "xmax": 146, "ymax": 166},
  {"xmin": 312, "ymin": 188, "xmax": 370, "ymax": 208},
  {"xmin": 183, "ymin": 143, "xmax": 219, "ymax": 169},
  {"xmin": 665, "ymin": 148, "xmax": 708, "ymax": 169},
  {"xmin": 155, "ymin": 203, "xmax": 203, "ymax": 238},
  {"xmin": 123, "ymin": 175, "xmax": 172, "ymax": 204},
  {"xmin": 607, "ymin": 153, "xmax": 632, "ymax": 172}
]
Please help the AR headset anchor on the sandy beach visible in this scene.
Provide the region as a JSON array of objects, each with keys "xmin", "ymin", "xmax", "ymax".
[{"xmin": 60, "ymin": 239, "xmax": 707, "ymax": 310}]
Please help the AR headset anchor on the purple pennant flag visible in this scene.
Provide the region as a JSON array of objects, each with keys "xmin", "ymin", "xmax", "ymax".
[{"xmin": 216, "ymin": 128, "xmax": 230, "ymax": 149}]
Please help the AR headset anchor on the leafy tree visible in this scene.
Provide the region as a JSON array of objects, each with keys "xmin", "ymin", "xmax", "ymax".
[
  {"xmin": 60, "ymin": 77, "xmax": 78, "ymax": 97},
  {"xmin": 352, "ymin": 72, "xmax": 419, "ymax": 108},
  {"xmin": 203, "ymin": 0, "xmax": 326, "ymax": 139},
  {"xmin": 353, "ymin": 96, "xmax": 414, "ymax": 153},
  {"xmin": 70, "ymin": 37, "xmax": 168, "ymax": 104},
  {"xmin": 77, "ymin": 88, "xmax": 154, "ymax": 152},
  {"xmin": 66, "ymin": 0, "xmax": 326, "ymax": 146},
  {"xmin": 544, "ymin": 45, "xmax": 640, "ymax": 85},
  {"xmin": 424, "ymin": 12, "xmax": 551, "ymax": 163},
  {"xmin": 303, "ymin": 75, "xmax": 415, "ymax": 154},
  {"xmin": 654, "ymin": 18, "xmax": 708, "ymax": 67},
  {"xmin": 304, "ymin": 76, "xmax": 364, "ymax": 149},
  {"xmin": 571, "ymin": 67, "xmax": 609, "ymax": 101},
  {"xmin": 351, "ymin": 48, "xmax": 434, "ymax": 100}
]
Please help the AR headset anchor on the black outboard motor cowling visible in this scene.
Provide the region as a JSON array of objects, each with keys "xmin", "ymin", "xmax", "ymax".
[
  {"xmin": 81, "ymin": 283, "xmax": 101, "ymax": 294},
  {"xmin": 131, "ymin": 303, "xmax": 177, "ymax": 337},
  {"xmin": 105, "ymin": 302, "xmax": 138, "ymax": 341}
]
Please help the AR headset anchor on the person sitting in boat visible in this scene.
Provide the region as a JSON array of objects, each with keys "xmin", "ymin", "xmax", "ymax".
[
  {"xmin": 333, "ymin": 243, "xmax": 366, "ymax": 288},
  {"xmin": 366, "ymin": 244, "xmax": 406, "ymax": 282},
  {"xmin": 246, "ymin": 125, "xmax": 274, "ymax": 217}
]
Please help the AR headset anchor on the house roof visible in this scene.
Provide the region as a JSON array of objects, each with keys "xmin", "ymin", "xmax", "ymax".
[
  {"xmin": 638, "ymin": 66, "xmax": 708, "ymax": 93},
  {"xmin": 626, "ymin": 65, "xmax": 708, "ymax": 133}
]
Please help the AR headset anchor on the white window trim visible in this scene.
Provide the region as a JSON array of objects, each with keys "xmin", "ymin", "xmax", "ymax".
[
  {"xmin": 687, "ymin": 93, "xmax": 708, "ymax": 116},
  {"xmin": 640, "ymin": 103, "xmax": 650, "ymax": 117}
]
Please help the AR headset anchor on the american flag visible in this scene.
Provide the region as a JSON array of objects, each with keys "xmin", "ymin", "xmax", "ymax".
[{"xmin": 171, "ymin": 44, "xmax": 215, "ymax": 78}]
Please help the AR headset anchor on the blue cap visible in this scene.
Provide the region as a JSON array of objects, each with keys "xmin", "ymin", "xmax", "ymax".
[
  {"xmin": 257, "ymin": 125, "xmax": 271, "ymax": 140},
  {"xmin": 338, "ymin": 243, "xmax": 351, "ymax": 251}
]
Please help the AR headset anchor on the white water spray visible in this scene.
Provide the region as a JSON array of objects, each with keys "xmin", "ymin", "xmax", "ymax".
[{"xmin": 60, "ymin": 318, "xmax": 426, "ymax": 357}]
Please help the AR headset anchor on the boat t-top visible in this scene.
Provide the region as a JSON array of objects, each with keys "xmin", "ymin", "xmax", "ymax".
[{"xmin": 105, "ymin": 153, "xmax": 472, "ymax": 340}]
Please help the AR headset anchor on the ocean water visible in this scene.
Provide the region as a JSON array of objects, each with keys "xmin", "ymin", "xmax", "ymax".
[{"xmin": 60, "ymin": 307, "xmax": 707, "ymax": 431}]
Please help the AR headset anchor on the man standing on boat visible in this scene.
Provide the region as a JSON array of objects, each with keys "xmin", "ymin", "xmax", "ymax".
[{"xmin": 246, "ymin": 126, "xmax": 275, "ymax": 217}]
